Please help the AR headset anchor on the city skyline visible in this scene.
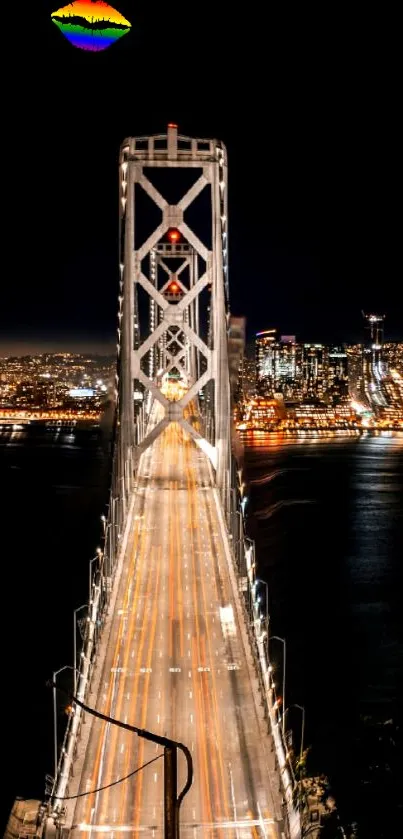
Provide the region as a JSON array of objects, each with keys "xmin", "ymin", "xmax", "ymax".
[
  {"xmin": 0, "ymin": 338, "xmax": 117, "ymax": 358},
  {"xmin": 2, "ymin": 308, "xmax": 402, "ymax": 360}
]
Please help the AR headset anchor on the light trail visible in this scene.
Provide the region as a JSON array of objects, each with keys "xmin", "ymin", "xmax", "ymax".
[{"xmin": 70, "ymin": 410, "xmax": 284, "ymax": 838}]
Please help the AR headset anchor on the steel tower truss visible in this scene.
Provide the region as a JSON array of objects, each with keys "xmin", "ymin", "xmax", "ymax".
[{"xmin": 118, "ymin": 125, "xmax": 231, "ymax": 500}]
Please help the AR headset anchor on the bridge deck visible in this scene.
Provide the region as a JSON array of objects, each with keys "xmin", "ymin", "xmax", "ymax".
[{"xmin": 70, "ymin": 421, "xmax": 283, "ymax": 837}]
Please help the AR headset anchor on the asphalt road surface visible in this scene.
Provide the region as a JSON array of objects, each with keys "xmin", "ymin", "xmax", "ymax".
[{"xmin": 70, "ymin": 419, "xmax": 284, "ymax": 837}]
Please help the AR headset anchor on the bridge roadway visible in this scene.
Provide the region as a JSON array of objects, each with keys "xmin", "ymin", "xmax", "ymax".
[{"xmin": 70, "ymin": 419, "xmax": 284, "ymax": 837}]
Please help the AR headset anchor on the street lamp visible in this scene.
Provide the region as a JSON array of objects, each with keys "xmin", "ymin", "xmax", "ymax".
[
  {"xmin": 100, "ymin": 514, "xmax": 107, "ymax": 538},
  {"xmin": 49, "ymin": 684, "xmax": 193, "ymax": 839},
  {"xmin": 284, "ymin": 703, "xmax": 305, "ymax": 763},
  {"xmin": 254, "ymin": 578, "xmax": 269, "ymax": 637},
  {"xmin": 52, "ymin": 665, "xmax": 78, "ymax": 783},
  {"xmin": 268, "ymin": 635, "xmax": 286, "ymax": 738},
  {"xmin": 73, "ymin": 605, "xmax": 87, "ymax": 695}
]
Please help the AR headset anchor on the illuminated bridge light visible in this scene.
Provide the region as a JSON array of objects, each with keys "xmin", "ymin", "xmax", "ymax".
[{"xmin": 167, "ymin": 228, "xmax": 181, "ymax": 243}]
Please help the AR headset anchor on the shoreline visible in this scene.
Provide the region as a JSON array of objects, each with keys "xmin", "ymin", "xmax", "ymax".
[{"xmin": 239, "ymin": 426, "xmax": 403, "ymax": 436}]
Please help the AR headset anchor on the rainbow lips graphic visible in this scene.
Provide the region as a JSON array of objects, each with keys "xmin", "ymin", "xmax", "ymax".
[{"xmin": 51, "ymin": 1, "xmax": 131, "ymax": 52}]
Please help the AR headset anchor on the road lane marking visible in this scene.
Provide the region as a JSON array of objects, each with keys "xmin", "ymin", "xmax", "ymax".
[
  {"xmin": 83, "ymin": 507, "xmax": 144, "ymax": 826},
  {"xmin": 197, "ymin": 480, "xmax": 233, "ymax": 826},
  {"xmin": 109, "ymin": 533, "xmax": 154, "ymax": 824},
  {"xmin": 132, "ymin": 552, "xmax": 161, "ymax": 829}
]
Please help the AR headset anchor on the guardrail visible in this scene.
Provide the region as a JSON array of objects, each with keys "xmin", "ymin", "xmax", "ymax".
[
  {"xmin": 47, "ymin": 399, "xmax": 147, "ymax": 826},
  {"xmin": 228, "ymin": 494, "xmax": 301, "ymax": 839},
  {"xmin": 51, "ymin": 576, "xmax": 103, "ymax": 816},
  {"xmin": 49, "ymin": 461, "xmax": 132, "ymax": 824}
]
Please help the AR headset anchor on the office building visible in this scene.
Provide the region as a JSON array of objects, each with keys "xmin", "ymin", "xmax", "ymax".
[
  {"xmin": 302, "ymin": 344, "xmax": 328, "ymax": 400},
  {"xmin": 327, "ymin": 346, "xmax": 349, "ymax": 404}
]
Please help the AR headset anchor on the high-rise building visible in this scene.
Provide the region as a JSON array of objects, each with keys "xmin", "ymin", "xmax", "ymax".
[
  {"xmin": 255, "ymin": 331, "xmax": 306, "ymax": 400},
  {"xmin": 363, "ymin": 312, "xmax": 385, "ymax": 348},
  {"xmin": 302, "ymin": 344, "xmax": 328, "ymax": 400},
  {"xmin": 362, "ymin": 312, "xmax": 386, "ymax": 378},
  {"xmin": 272, "ymin": 340, "xmax": 303, "ymax": 400},
  {"xmin": 327, "ymin": 346, "xmax": 349, "ymax": 404},
  {"xmin": 347, "ymin": 344, "xmax": 367, "ymax": 405},
  {"xmin": 361, "ymin": 313, "xmax": 387, "ymax": 407},
  {"xmin": 255, "ymin": 329, "xmax": 278, "ymax": 387},
  {"xmin": 228, "ymin": 316, "xmax": 246, "ymax": 405}
]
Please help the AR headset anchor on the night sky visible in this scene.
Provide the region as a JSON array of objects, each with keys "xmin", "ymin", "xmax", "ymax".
[{"xmin": 3, "ymin": 4, "xmax": 401, "ymax": 354}]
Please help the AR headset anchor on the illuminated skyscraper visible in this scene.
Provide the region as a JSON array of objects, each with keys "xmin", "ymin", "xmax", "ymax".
[
  {"xmin": 346, "ymin": 344, "xmax": 367, "ymax": 405},
  {"xmin": 255, "ymin": 331, "xmax": 306, "ymax": 400},
  {"xmin": 363, "ymin": 312, "xmax": 385, "ymax": 348},
  {"xmin": 362, "ymin": 311, "xmax": 385, "ymax": 372},
  {"xmin": 228, "ymin": 316, "xmax": 246, "ymax": 405},
  {"xmin": 302, "ymin": 344, "xmax": 328, "ymax": 400},
  {"xmin": 272, "ymin": 339, "xmax": 303, "ymax": 399},
  {"xmin": 362, "ymin": 312, "xmax": 387, "ymax": 406},
  {"xmin": 255, "ymin": 329, "xmax": 278, "ymax": 386},
  {"xmin": 327, "ymin": 346, "xmax": 349, "ymax": 404}
]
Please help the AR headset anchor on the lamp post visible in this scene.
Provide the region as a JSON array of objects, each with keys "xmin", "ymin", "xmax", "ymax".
[
  {"xmin": 268, "ymin": 635, "xmax": 286, "ymax": 738},
  {"xmin": 254, "ymin": 578, "xmax": 269, "ymax": 638},
  {"xmin": 89, "ymin": 548, "xmax": 102, "ymax": 604},
  {"xmin": 49, "ymin": 683, "xmax": 193, "ymax": 838},
  {"xmin": 285, "ymin": 703, "xmax": 305, "ymax": 762},
  {"xmin": 52, "ymin": 665, "xmax": 77, "ymax": 783},
  {"xmin": 73, "ymin": 605, "xmax": 87, "ymax": 695},
  {"xmin": 233, "ymin": 509, "xmax": 243, "ymax": 570},
  {"xmin": 242, "ymin": 536, "xmax": 255, "ymax": 616}
]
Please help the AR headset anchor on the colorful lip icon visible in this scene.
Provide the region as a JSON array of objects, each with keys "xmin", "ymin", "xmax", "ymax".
[{"xmin": 51, "ymin": 1, "xmax": 131, "ymax": 52}]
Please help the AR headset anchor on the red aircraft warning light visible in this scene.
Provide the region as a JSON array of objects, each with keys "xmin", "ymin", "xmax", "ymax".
[
  {"xmin": 167, "ymin": 228, "xmax": 181, "ymax": 243},
  {"xmin": 167, "ymin": 281, "xmax": 180, "ymax": 294}
]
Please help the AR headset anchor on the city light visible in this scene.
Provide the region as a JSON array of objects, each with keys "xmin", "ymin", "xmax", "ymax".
[
  {"xmin": 0, "ymin": 353, "xmax": 114, "ymax": 426},
  {"xmin": 234, "ymin": 328, "xmax": 403, "ymax": 433}
]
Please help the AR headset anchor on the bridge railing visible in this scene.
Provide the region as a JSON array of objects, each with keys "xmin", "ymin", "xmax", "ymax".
[
  {"xmin": 48, "ymin": 405, "xmax": 140, "ymax": 822},
  {"xmin": 229, "ymin": 480, "xmax": 301, "ymax": 839}
]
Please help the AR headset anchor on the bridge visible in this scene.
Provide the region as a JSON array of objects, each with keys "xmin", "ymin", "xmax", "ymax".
[{"xmin": 31, "ymin": 127, "xmax": 301, "ymax": 839}]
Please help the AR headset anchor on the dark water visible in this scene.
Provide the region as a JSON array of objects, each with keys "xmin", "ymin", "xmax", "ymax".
[
  {"xmin": 243, "ymin": 431, "xmax": 403, "ymax": 838},
  {"xmin": 0, "ymin": 427, "xmax": 111, "ymax": 832},
  {"xmin": 1, "ymin": 429, "xmax": 402, "ymax": 837}
]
